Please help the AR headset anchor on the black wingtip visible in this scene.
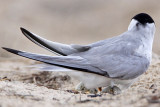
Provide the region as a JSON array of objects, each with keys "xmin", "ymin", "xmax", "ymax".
[
  {"xmin": 2, "ymin": 47, "xmax": 20, "ymax": 55},
  {"xmin": 20, "ymin": 27, "xmax": 32, "ymax": 36},
  {"xmin": 20, "ymin": 27, "xmax": 26, "ymax": 33},
  {"xmin": 20, "ymin": 27, "xmax": 24, "ymax": 30}
]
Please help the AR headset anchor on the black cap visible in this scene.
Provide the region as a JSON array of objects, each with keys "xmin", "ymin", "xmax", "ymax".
[{"xmin": 132, "ymin": 13, "xmax": 154, "ymax": 25}]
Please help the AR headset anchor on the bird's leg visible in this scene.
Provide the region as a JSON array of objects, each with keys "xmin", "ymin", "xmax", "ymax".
[
  {"xmin": 98, "ymin": 87, "xmax": 102, "ymax": 92},
  {"xmin": 102, "ymin": 86, "xmax": 121, "ymax": 95},
  {"xmin": 98, "ymin": 87, "xmax": 102, "ymax": 95}
]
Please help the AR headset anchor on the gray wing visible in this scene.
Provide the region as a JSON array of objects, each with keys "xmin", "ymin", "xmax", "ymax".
[
  {"xmin": 2, "ymin": 48, "xmax": 108, "ymax": 76},
  {"xmin": 20, "ymin": 28, "xmax": 90, "ymax": 56},
  {"xmin": 89, "ymin": 54, "xmax": 149, "ymax": 80},
  {"xmin": 76, "ymin": 35, "xmax": 150, "ymax": 80}
]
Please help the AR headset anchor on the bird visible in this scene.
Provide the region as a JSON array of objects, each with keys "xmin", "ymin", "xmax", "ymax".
[{"xmin": 2, "ymin": 13, "xmax": 155, "ymax": 95}]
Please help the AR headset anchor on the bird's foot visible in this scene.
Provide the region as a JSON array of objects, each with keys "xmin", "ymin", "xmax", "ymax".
[{"xmin": 102, "ymin": 86, "xmax": 121, "ymax": 95}]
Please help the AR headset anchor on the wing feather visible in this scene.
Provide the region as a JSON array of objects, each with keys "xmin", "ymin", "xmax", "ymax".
[
  {"xmin": 20, "ymin": 28, "xmax": 90, "ymax": 56},
  {"xmin": 2, "ymin": 48, "xmax": 108, "ymax": 76}
]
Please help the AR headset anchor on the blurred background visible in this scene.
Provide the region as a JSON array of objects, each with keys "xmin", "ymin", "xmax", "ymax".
[{"xmin": 0, "ymin": 0, "xmax": 160, "ymax": 57}]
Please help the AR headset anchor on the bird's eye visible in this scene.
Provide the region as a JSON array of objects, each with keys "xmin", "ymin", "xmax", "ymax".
[{"xmin": 136, "ymin": 23, "xmax": 139, "ymax": 27}]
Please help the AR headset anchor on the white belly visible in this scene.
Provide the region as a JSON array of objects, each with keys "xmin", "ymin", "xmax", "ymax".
[{"xmin": 67, "ymin": 70, "xmax": 138, "ymax": 90}]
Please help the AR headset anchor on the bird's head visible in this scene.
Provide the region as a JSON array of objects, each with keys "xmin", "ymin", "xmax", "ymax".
[{"xmin": 128, "ymin": 13, "xmax": 155, "ymax": 36}]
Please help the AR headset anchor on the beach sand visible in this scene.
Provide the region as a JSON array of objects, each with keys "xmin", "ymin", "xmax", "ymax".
[{"xmin": 0, "ymin": 1, "xmax": 160, "ymax": 107}]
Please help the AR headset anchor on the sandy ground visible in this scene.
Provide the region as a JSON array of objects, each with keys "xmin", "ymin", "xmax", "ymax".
[
  {"xmin": 0, "ymin": 0, "xmax": 160, "ymax": 107},
  {"xmin": 0, "ymin": 54, "xmax": 160, "ymax": 107}
]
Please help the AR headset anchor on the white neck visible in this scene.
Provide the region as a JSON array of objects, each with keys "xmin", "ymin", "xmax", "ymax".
[{"xmin": 128, "ymin": 19, "xmax": 156, "ymax": 61}]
